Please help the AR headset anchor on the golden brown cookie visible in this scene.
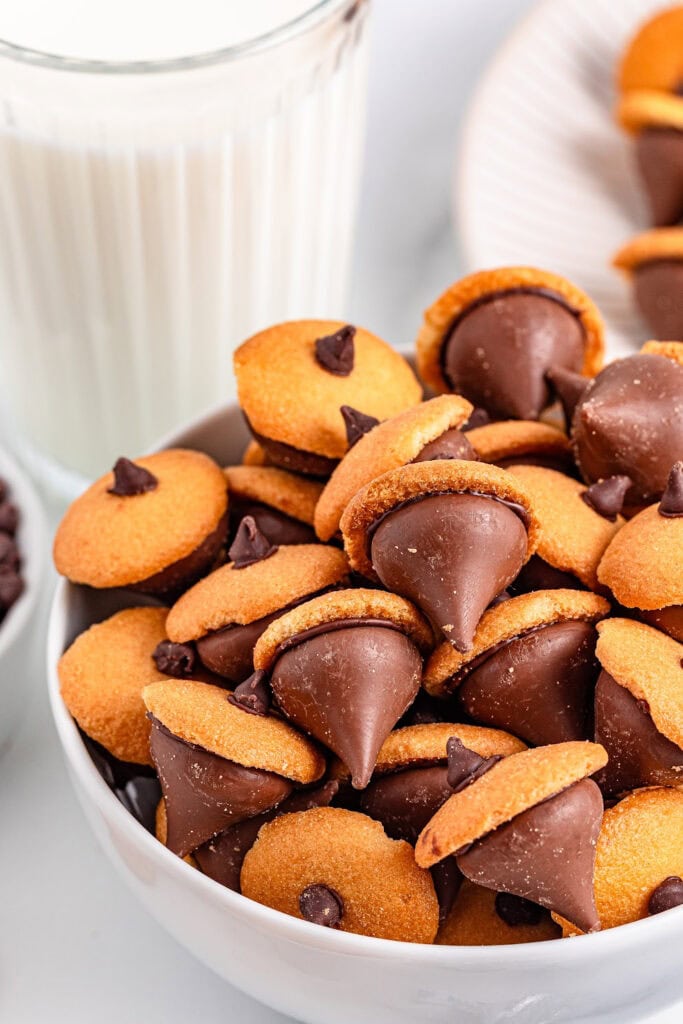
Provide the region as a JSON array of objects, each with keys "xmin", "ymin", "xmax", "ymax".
[
  {"xmin": 424, "ymin": 589, "xmax": 610, "ymax": 696},
  {"xmin": 240, "ymin": 806, "xmax": 440, "ymax": 942},
  {"xmin": 225, "ymin": 465, "xmax": 322, "ymax": 546},
  {"xmin": 54, "ymin": 450, "xmax": 228, "ymax": 592},
  {"xmin": 613, "ymin": 227, "xmax": 683, "ymax": 271},
  {"xmin": 415, "ymin": 267, "xmax": 603, "ymax": 402},
  {"xmin": 596, "ymin": 619, "xmax": 683, "ymax": 752},
  {"xmin": 340, "ymin": 460, "xmax": 539, "ymax": 580},
  {"xmin": 557, "ymin": 788, "xmax": 683, "ymax": 935},
  {"xmin": 143, "ymin": 678, "xmax": 325, "ymax": 783},
  {"xmin": 641, "ymin": 340, "xmax": 683, "ymax": 366},
  {"xmin": 313, "ymin": 395, "xmax": 474, "ymax": 542},
  {"xmin": 59, "ymin": 606, "xmax": 172, "ymax": 766},
  {"xmin": 437, "ymin": 880, "xmax": 561, "ymax": 946},
  {"xmin": 166, "ymin": 544, "xmax": 348, "ymax": 642},
  {"xmin": 466, "ymin": 420, "xmax": 572, "ymax": 472},
  {"xmin": 234, "ymin": 321, "xmax": 422, "ymax": 473},
  {"xmin": 505, "ymin": 465, "xmax": 625, "ymax": 590},
  {"xmin": 242, "ymin": 441, "xmax": 269, "ymax": 467},
  {"xmin": 253, "ymin": 587, "xmax": 434, "ymax": 670},
  {"xmin": 618, "ymin": 8, "xmax": 683, "ymax": 94}
]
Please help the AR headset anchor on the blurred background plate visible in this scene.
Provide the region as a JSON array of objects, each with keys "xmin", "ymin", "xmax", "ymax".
[{"xmin": 457, "ymin": 0, "xmax": 667, "ymax": 358}]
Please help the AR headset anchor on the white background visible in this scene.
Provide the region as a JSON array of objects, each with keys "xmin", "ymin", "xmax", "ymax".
[{"xmin": 1, "ymin": 1, "xmax": 676, "ymax": 1022}]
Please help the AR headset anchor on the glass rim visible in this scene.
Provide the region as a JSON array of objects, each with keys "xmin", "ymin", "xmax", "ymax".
[{"xmin": 0, "ymin": 0, "xmax": 355, "ymax": 75}]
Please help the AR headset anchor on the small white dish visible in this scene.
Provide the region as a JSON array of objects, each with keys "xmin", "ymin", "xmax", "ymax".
[
  {"xmin": 0, "ymin": 442, "xmax": 47, "ymax": 752},
  {"xmin": 47, "ymin": 403, "xmax": 683, "ymax": 1024},
  {"xmin": 456, "ymin": 0, "xmax": 667, "ymax": 359}
]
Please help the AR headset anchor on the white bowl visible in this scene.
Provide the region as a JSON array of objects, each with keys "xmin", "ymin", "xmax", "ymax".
[
  {"xmin": 0, "ymin": 442, "xmax": 47, "ymax": 753},
  {"xmin": 47, "ymin": 404, "xmax": 683, "ymax": 1024}
]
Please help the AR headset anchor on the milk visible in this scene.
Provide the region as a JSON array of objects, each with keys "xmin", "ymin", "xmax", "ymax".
[{"xmin": 0, "ymin": 0, "xmax": 369, "ymax": 494}]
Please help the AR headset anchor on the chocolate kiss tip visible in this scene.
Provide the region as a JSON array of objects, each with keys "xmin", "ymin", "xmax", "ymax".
[
  {"xmin": 228, "ymin": 515, "xmax": 278, "ymax": 568},
  {"xmin": 446, "ymin": 736, "xmax": 499, "ymax": 792},
  {"xmin": 228, "ymin": 670, "xmax": 270, "ymax": 716},
  {"xmin": 108, "ymin": 457, "xmax": 158, "ymax": 496},
  {"xmin": 340, "ymin": 405, "xmax": 379, "ymax": 448},
  {"xmin": 581, "ymin": 475, "xmax": 632, "ymax": 521},
  {"xmin": 659, "ymin": 462, "xmax": 683, "ymax": 517},
  {"xmin": 153, "ymin": 639, "xmax": 196, "ymax": 678},
  {"xmin": 315, "ymin": 324, "xmax": 356, "ymax": 376},
  {"xmin": 546, "ymin": 366, "xmax": 590, "ymax": 426}
]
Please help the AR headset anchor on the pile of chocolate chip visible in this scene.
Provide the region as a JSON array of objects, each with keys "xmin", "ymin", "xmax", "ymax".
[
  {"xmin": 54, "ymin": 265, "xmax": 683, "ymax": 946},
  {"xmin": 0, "ymin": 477, "xmax": 23, "ymax": 624}
]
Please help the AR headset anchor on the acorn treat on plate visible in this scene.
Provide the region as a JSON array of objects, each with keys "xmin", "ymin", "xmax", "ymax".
[
  {"xmin": 52, "ymin": 291, "xmax": 683, "ymax": 944},
  {"xmin": 613, "ymin": 233, "xmax": 683, "ymax": 340}
]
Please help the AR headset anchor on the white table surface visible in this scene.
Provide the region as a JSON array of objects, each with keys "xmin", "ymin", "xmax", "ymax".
[{"xmin": 1, "ymin": 1, "xmax": 679, "ymax": 1021}]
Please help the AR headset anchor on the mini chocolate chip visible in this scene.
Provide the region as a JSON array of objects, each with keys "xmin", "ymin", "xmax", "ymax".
[
  {"xmin": 0, "ymin": 569, "xmax": 23, "ymax": 609},
  {"xmin": 659, "ymin": 462, "xmax": 683, "ymax": 518},
  {"xmin": 648, "ymin": 876, "xmax": 683, "ymax": 915},
  {"xmin": 495, "ymin": 892, "xmax": 545, "ymax": 927},
  {"xmin": 340, "ymin": 405, "xmax": 379, "ymax": 448},
  {"xmin": 0, "ymin": 532, "xmax": 19, "ymax": 569},
  {"xmin": 153, "ymin": 639, "xmax": 196, "ymax": 678},
  {"xmin": 0, "ymin": 502, "xmax": 18, "ymax": 534},
  {"xmin": 461, "ymin": 408, "xmax": 490, "ymax": 431},
  {"xmin": 446, "ymin": 736, "xmax": 501, "ymax": 792},
  {"xmin": 299, "ymin": 884, "xmax": 344, "ymax": 927},
  {"xmin": 315, "ymin": 325, "xmax": 356, "ymax": 376},
  {"xmin": 546, "ymin": 366, "xmax": 590, "ymax": 429},
  {"xmin": 108, "ymin": 457, "xmax": 158, "ymax": 496},
  {"xmin": 228, "ymin": 515, "xmax": 278, "ymax": 569},
  {"xmin": 228, "ymin": 670, "xmax": 270, "ymax": 716},
  {"xmin": 581, "ymin": 475, "xmax": 632, "ymax": 521}
]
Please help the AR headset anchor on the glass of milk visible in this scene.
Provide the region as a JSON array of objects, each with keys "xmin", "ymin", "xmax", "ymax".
[{"xmin": 0, "ymin": 0, "xmax": 370, "ymax": 499}]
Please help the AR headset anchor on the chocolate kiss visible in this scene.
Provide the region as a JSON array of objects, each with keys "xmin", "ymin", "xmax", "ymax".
[
  {"xmin": 546, "ymin": 366, "xmax": 590, "ymax": 430},
  {"xmin": 660, "ymin": 462, "xmax": 683, "ymax": 517},
  {"xmin": 270, "ymin": 623, "xmax": 422, "ymax": 789},
  {"xmin": 370, "ymin": 493, "xmax": 528, "ymax": 651},
  {"xmin": 594, "ymin": 670, "xmax": 683, "ymax": 798},
  {"xmin": 413, "ymin": 429, "xmax": 478, "ymax": 463},
  {"xmin": 635, "ymin": 128, "xmax": 683, "ymax": 227},
  {"xmin": 458, "ymin": 621, "xmax": 598, "ymax": 746},
  {"xmin": 581, "ymin": 476, "xmax": 632, "ymax": 521},
  {"xmin": 458, "ymin": 778, "xmax": 603, "ymax": 933},
  {"xmin": 443, "ymin": 291, "xmax": 585, "ymax": 421},
  {"xmin": 149, "ymin": 718, "xmax": 292, "ymax": 858}
]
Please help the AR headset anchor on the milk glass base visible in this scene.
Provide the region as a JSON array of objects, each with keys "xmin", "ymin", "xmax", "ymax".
[{"xmin": 0, "ymin": 0, "xmax": 370, "ymax": 503}]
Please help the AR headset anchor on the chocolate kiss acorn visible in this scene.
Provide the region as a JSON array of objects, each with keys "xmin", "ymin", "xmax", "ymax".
[
  {"xmin": 165, "ymin": 526, "xmax": 348, "ymax": 684},
  {"xmin": 143, "ymin": 679, "xmax": 325, "ymax": 858},
  {"xmin": 424, "ymin": 590, "xmax": 610, "ymax": 745},
  {"xmin": 598, "ymin": 464, "xmax": 683, "ymax": 642},
  {"xmin": 190, "ymin": 781, "xmax": 339, "ymax": 892},
  {"xmin": 614, "ymin": 233, "xmax": 683, "ymax": 342},
  {"xmin": 617, "ymin": 91, "xmax": 683, "ymax": 227},
  {"xmin": 240, "ymin": 806, "xmax": 440, "ymax": 942},
  {"xmin": 465, "ymin": 420, "xmax": 574, "ymax": 475},
  {"xmin": 224, "ymin": 465, "xmax": 322, "ymax": 546},
  {"xmin": 593, "ymin": 618, "xmax": 683, "ymax": 798},
  {"xmin": 415, "ymin": 742, "xmax": 608, "ymax": 934},
  {"xmin": 415, "ymin": 267, "xmax": 603, "ymax": 421},
  {"xmin": 618, "ymin": 6, "xmax": 683, "ymax": 97},
  {"xmin": 557, "ymin": 788, "xmax": 683, "ymax": 935},
  {"xmin": 340, "ymin": 460, "xmax": 539, "ymax": 652},
  {"xmin": 350, "ymin": 723, "xmax": 525, "ymax": 920},
  {"xmin": 436, "ymin": 880, "xmax": 561, "ymax": 946},
  {"xmin": 59, "ymin": 606, "xmax": 183, "ymax": 767},
  {"xmin": 504, "ymin": 465, "xmax": 627, "ymax": 594},
  {"xmin": 234, "ymin": 320, "xmax": 422, "ymax": 478},
  {"xmin": 314, "ymin": 394, "xmax": 475, "ymax": 543},
  {"xmin": 53, "ymin": 450, "xmax": 228, "ymax": 595},
  {"xmin": 253, "ymin": 588, "xmax": 434, "ymax": 789},
  {"xmin": 571, "ymin": 345, "xmax": 683, "ymax": 512}
]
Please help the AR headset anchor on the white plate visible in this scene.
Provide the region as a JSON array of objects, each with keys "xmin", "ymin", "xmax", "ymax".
[{"xmin": 457, "ymin": 0, "xmax": 668, "ymax": 358}]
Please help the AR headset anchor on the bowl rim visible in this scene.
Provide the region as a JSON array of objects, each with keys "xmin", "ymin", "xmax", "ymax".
[
  {"xmin": 0, "ymin": 442, "xmax": 47, "ymax": 660},
  {"xmin": 46, "ymin": 400, "xmax": 683, "ymax": 966}
]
